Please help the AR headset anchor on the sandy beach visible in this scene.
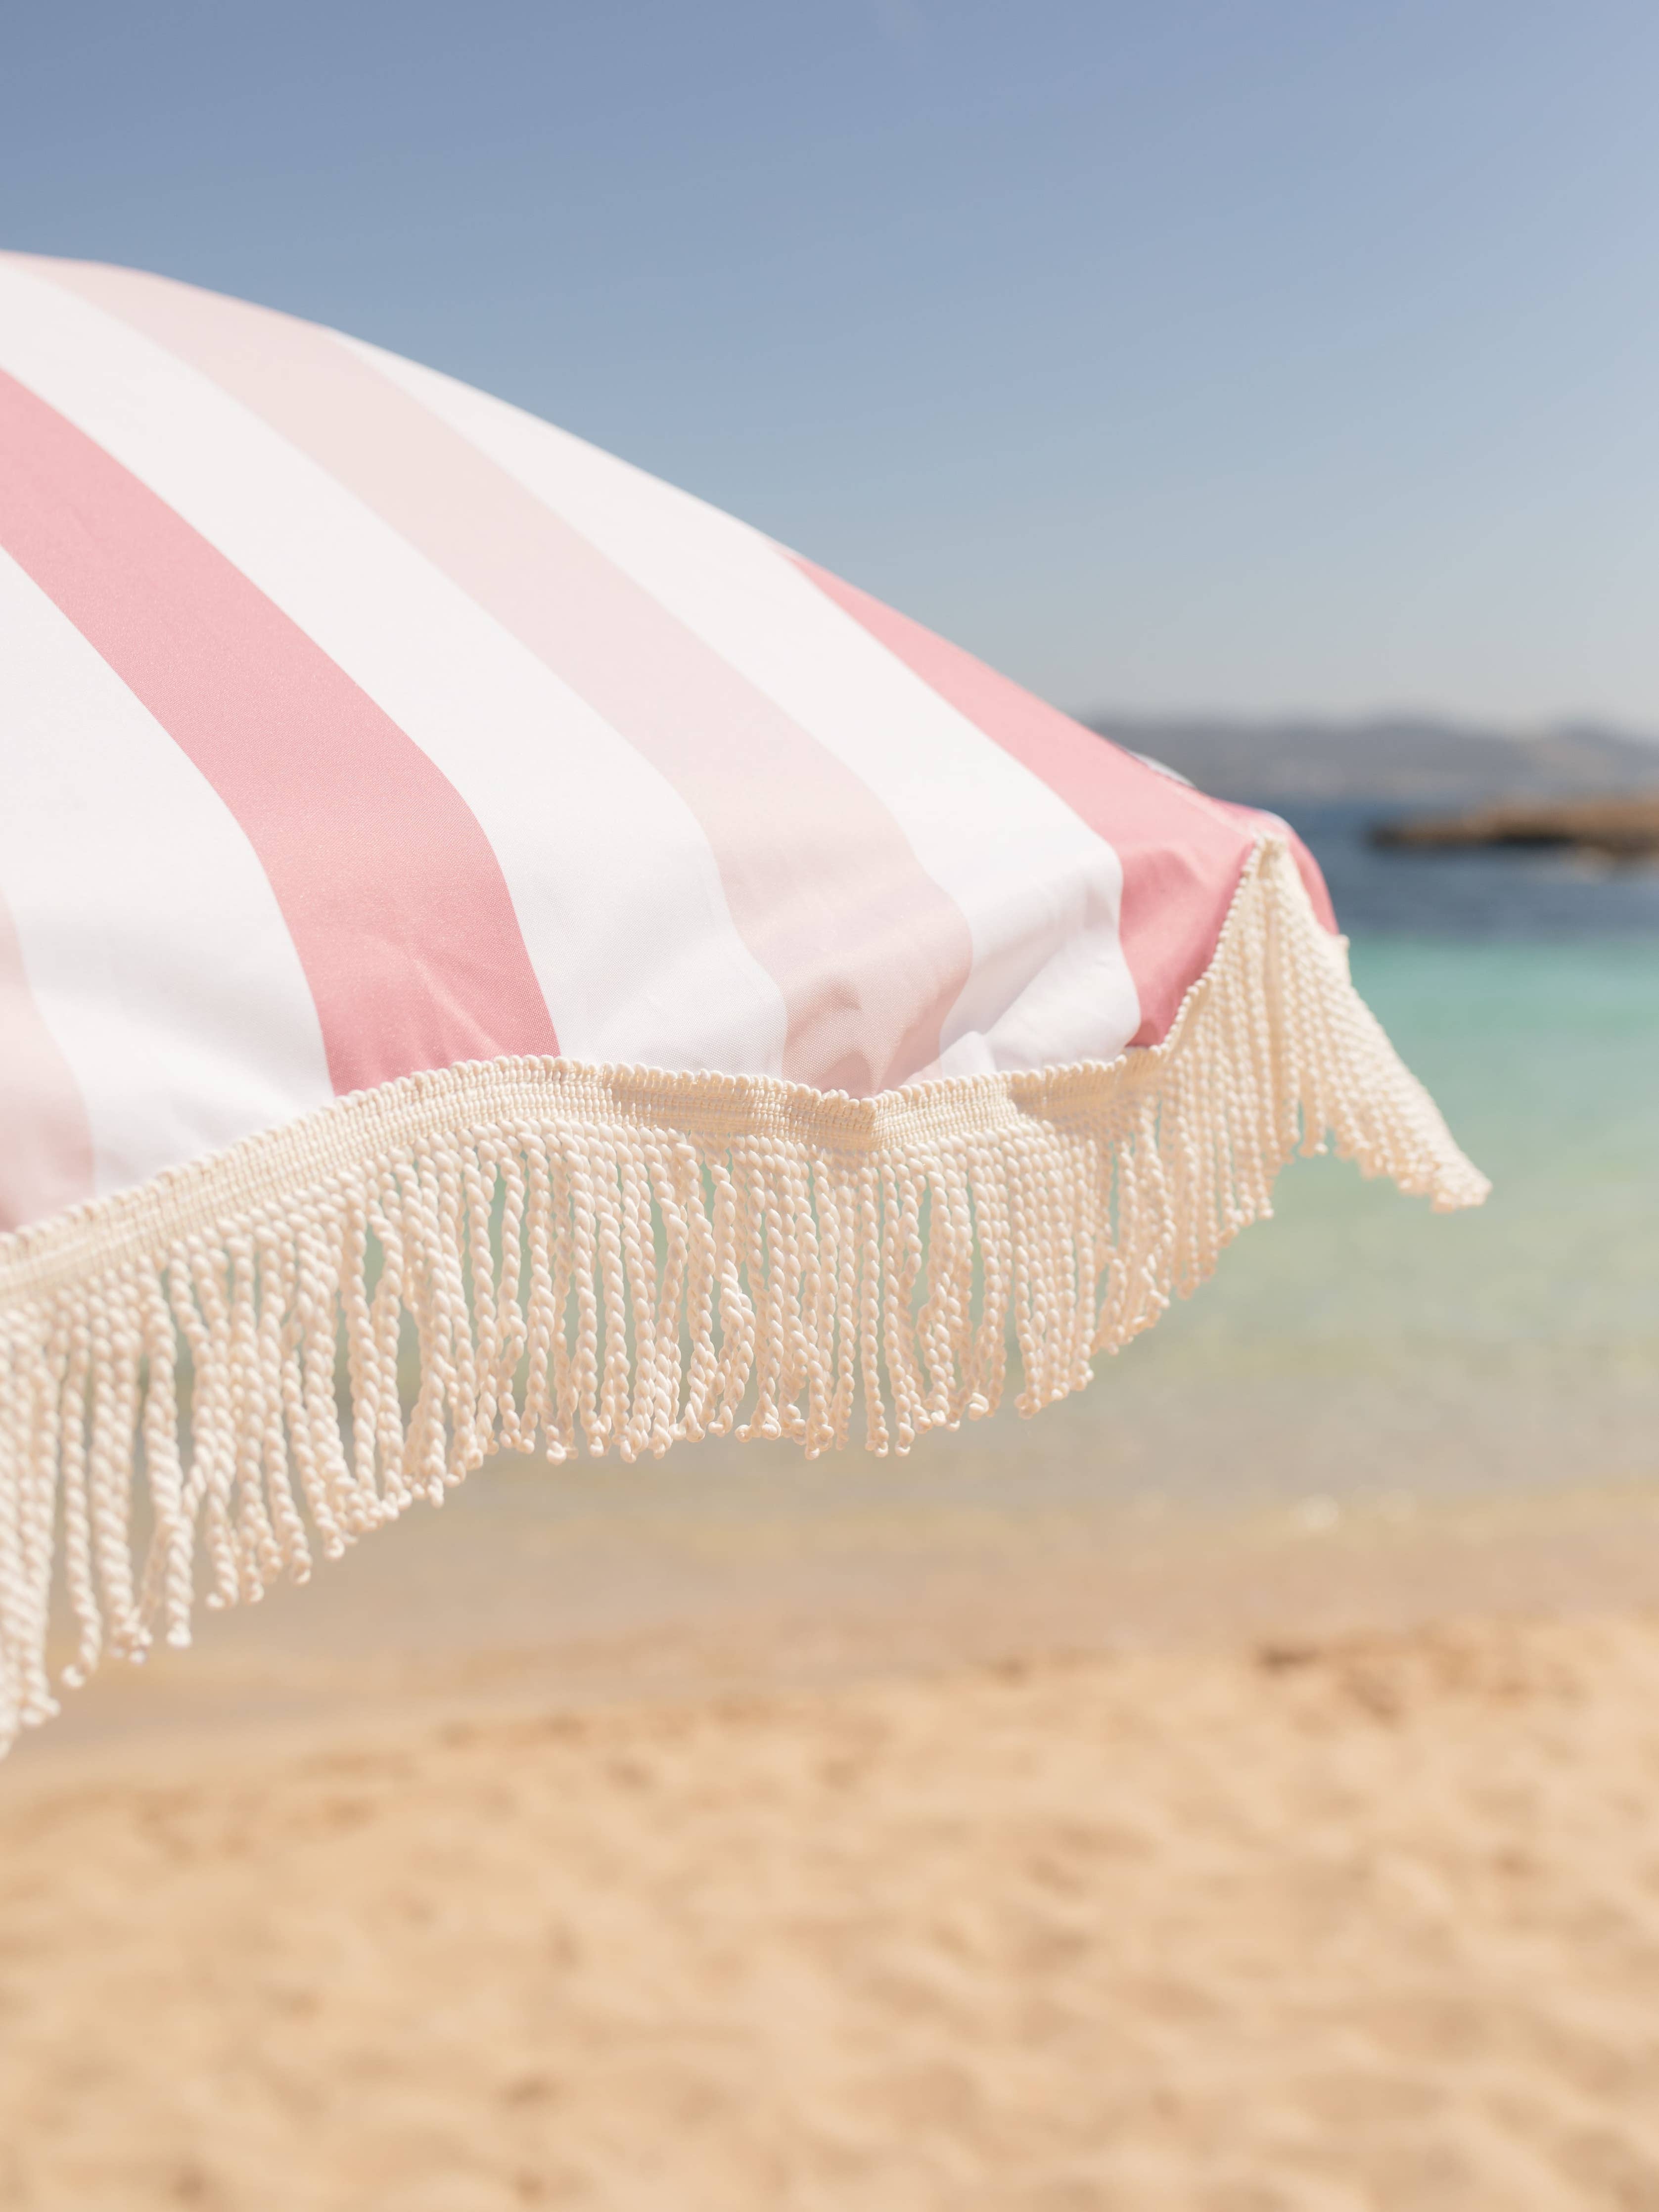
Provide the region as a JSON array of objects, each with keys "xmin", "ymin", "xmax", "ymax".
[{"xmin": 5, "ymin": 1475, "xmax": 1659, "ymax": 2211}]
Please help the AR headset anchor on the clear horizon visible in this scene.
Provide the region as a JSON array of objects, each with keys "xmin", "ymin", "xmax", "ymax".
[{"xmin": 5, "ymin": 1, "xmax": 1658, "ymax": 730}]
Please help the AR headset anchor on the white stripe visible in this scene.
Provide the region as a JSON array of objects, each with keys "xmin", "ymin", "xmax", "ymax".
[
  {"xmin": 352, "ymin": 340, "xmax": 1143, "ymax": 1075},
  {"xmin": 0, "ymin": 261, "xmax": 788, "ymax": 1080},
  {"xmin": 0, "ymin": 552, "xmax": 333, "ymax": 1198}
]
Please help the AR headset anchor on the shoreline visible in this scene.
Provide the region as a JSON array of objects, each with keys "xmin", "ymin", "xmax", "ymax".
[{"xmin": 13, "ymin": 1464, "xmax": 1659, "ymax": 1777}]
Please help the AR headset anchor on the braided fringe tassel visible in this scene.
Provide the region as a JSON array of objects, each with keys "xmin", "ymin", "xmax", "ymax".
[{"xmin": 0, "ymin": 842, "xmax": 1486, "ymax": 1752}]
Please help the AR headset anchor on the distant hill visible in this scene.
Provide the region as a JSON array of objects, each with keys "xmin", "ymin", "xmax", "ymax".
[{"xmin": 1083, "ymin": 714, "xmax": 1659, "ymax": 808}]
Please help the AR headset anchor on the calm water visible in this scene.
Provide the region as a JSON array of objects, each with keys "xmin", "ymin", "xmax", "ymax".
[{"xmin": 1295, "ymin": 798, "xmax": 1659, "ymax": 939}]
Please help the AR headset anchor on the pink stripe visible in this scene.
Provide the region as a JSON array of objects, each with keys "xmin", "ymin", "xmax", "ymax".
[
  {"xmin": 0, "ymin": 880, "xmax": 95, "ymax": 1233},
  {"xmin": 45, "ymin": 257, "xmax": 973, "ymax": 1098},
  {"xmin": 791, "ymin": 558, "xmax": 1339, "ymax": 1046},
  {"xmin": 0, "ymin": 369, "xmax": 557, "ymax": 1098}
]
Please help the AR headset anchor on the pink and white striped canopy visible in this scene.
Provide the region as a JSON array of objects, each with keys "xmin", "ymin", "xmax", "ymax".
[{"xmin": 0, "ymin": 252, "xmax": 1332, "ymax": 1236}]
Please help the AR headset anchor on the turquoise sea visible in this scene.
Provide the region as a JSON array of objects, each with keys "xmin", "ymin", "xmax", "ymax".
[{"xmin": 1033, "ymin": 923, "xmax": 1659, "ymax": 1508}]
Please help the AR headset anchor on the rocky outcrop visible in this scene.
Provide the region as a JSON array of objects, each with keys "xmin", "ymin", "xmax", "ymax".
[{"xmin": 1371, "ymin": 794, "xmax": 1659, "ymax": 858}]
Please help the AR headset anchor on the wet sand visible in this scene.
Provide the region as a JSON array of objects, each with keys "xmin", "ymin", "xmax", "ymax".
[{"xmin": 5, "ymin": 1472, "xmax": 1659, "ymax": 2209}]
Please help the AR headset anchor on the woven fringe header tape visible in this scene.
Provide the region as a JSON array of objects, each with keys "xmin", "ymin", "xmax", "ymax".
[{"xmin": 0, "ymin": 839, "xmax": 1487, "ymax": 1754}]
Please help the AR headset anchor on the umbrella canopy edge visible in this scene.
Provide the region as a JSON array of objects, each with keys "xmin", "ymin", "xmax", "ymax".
[{"xmin": 0, "ymin": 835, "xmax": 1486, "ymax": 1754}]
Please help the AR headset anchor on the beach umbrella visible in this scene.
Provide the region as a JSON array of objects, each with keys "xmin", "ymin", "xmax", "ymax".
[{"xmin": 0, "ymin": 254, "xmax": 1487, "ymax": 1754}]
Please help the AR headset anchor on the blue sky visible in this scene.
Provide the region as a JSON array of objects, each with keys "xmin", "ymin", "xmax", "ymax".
[{"xmin": 5, "ymin": 1, "xmax": 1658, "ymax": 726}]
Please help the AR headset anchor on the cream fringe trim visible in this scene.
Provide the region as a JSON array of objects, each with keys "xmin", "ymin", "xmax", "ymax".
[{"xmin": 0, "ymin": 839, "xmax": 1485, "ymax": 1753}]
